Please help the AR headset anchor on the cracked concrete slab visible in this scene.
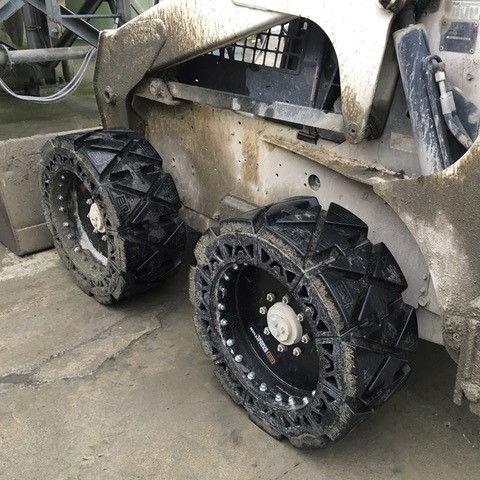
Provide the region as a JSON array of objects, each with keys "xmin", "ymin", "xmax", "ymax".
[{"xmin": 32, "ymin": 316, "xmax": 161, "ymax": 383}]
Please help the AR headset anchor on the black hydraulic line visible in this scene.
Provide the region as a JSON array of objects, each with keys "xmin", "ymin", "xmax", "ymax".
[
  {"xmin": 428, "ymin": 60, "xmax": 474, "ymax": 150},
  {"xmin": 422, "ymin": 55, "xmax": 453, "ymax": 169},
  {"xmin": 444, "ymin": 113, "xmax": 474, "ymax": 150},
  {"xmin": 395, "ymin": 25, "xmax": 452, "ymax": 174}
]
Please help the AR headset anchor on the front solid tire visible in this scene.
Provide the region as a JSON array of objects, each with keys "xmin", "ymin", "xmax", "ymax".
[{"xmin": 40, "ymin": 128, "xmax": 185, "ymax": 304}]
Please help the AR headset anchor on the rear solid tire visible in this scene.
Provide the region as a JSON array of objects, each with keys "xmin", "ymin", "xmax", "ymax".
[
  {"xmin": 40, "ymin": 128, "xmax": 185, "ymax": 304},
  {"xmin": 190, "ymin": 197, "xmax": 417, "ymax": 448}
]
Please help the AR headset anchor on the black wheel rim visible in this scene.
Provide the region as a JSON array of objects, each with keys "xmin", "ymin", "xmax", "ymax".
[{"xmin": 215, "ymin": 262, "xmax": 320, "ymax": 408}]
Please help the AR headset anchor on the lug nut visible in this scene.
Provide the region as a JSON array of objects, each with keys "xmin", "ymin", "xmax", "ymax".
[
  {"xmin": 259, "ymin": 306, "xmax": 267, "ymax": 315},
  {"xmin": 86, "ymin": 199, "xmax": 93, "ymax": 205},
  {"xmin": 302, "ymin": 397, "xmax": 310, "ymax": 405},
  {"xmin": 223, "ymin": 272, "xmax": 231, "ymax": 281},
  {"xmin": 288, "ymin": 397, "xmax": 295, "ymax": 406},
  {"xmin": 63, "ymin": 221, "xmax": 70, "ymax": 227},
  {"xmin": 232, "ymin": 264, "xmax": 239, "ymax": 270},
  {"xmin": 297, "ymin": 313, "xmax": 304, "ymax": 323},
  {"xmin": 293, "ymin": 347, "xmax": 302, "ymax": 357},
  {"xmin": 234, "ymin": 354, "xmax": 243, "ymax": 363},
  {"xmin": 220, "ymin": 319, "xmax": 228, "ymax": 327},
  {"xmin": 226, "ymin": 339, "xmax": 235, "ymax": 347},
  {"xmin": 266, "ymin": 293, "xmax": 275, "ymax": 302},
  {"xmin": 247, "ymin": 372, "xmax": 255, "ymax": 380},
  {"xmin": 277, "ymin": 344, "xmax": 286, "ymax": 353},
  {"xmin": 58, "ymin": 195, "xmax": 64, "ymax": 201},
  {"xmin": 219, "ymin": 284, "xmax": 226, "ymax": 294},
  {"xmin": 282, "ymin": 295, "xmax": 290, "ymax": 304},
  {"xmin": 60, "ymin": 175, "xmax": 66, "ymax": 181},
  {"xmin": 275, "ymin": 393, "xmax": 283, "ymax": 403},
  {"xmin": 301, "ymin": 334, "xmax": 310, "ymax": 344},
  {"xmin": 101, "ymin": 235, "xmax": 107, "ymax": 241},
  {"xmin": 259, "ymin": 383, "xmax": 267, "ymax": 392},
  {"xmin": 59, "ymin": 206, "xmax": 65, "ymax": 212},
  {"xmin": 218, "ymin": 303, "xmax": 226, "ymax": 311},
  {"xmin": 263, "ymin": 327, "xmax": 270, "ymax": 336},
  {"xmin": 74, "ymin": 246, "xmax": 81, "ymax": 253}
]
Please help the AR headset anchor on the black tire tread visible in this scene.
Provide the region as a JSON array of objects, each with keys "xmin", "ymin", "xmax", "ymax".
[
  {"xmin": 40, "ymin": 128, "xmax": 185, "ymax": 304},
  {"xmin": 191, "ymin": 196, "xmax": 417, "ymax": 448}
]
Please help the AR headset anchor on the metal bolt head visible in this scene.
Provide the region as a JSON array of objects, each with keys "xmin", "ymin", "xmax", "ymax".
[
  {"xmin": 259, "ymin": 383, "xmax": 267, "ymax": 392},
  {"xmin": 220, "ymin": 319, "xmax": 228, "ymax": 327},
  {"xmin": 288, "ymin": 397, "xmax": 295, "ymax": 406},
  {"xmin": 297, "ymin": 313, "xmax": 304, "ymax": 323},
  {"xmin": 263, "ymin": 327, "xmax": 270, "ymax": 336},
  {"xmin": 275, "ymin": 393, "xmax": 283, "ymax": 403},
  {"xmin": 282, "ymin": 295, "xmax": 290, "ymax": 304},
  {"xmin": 223, "ymin": 272, "xmax": 231, "ymax": 281},
  {"xmin": 74, "ymin": 246, "xmax": 81, "ymax": 253},
  {"xmin": 259, "ymin": 306, "xmax": 267, "ymax": 315},
  {"xmin": 219, "ymin": 284, "xmax": 226, "ymax": 294},
  {"xmin": 247, "ymin": 372, "xmax": 255, "ymax": 380},
  {"xmin": 93, "ymin": 228, "xmax": 98, "ymax": 234},
  {"xmin": 60, "ymin": 175, "xmax": 66, "ymax": 181},
  {"xmin": 63, "ymin": 221, "xmax": 70, "ymax": 227},
  {"xmin": 301, "ymin": 334, "xmax": 310, "ymax": 344},
  {"xmin": 302, "ymin": 397, "xmax": 309, "ymax": 405},
  {"xmin": 266, "ymin": 293, "xmax": 275, "ymax": 302},
  {"xmin": 293, "ymin": 347, "xmax": 302, "ymax": 357},
  {"xmin": 277, "ymin": 344, "xmax": 286, "ymax": 353},
  {"xmin": 226, "ymin": 339, "xmax": 235, "ymax": 347},
  {"xmin": 58, "ymin": 195, "xmax": 64, "ymax": 201},
  {"xmin": 67, "ymin": 234, "xmax": 74, "ymax": 240},
  {"xmin": 59, "ymin": 206, "xmax": 65, "ymax": 212},
  {"xmin": 234, "ymin": 354, "xmax": 243, "ymax": 363},
  {"xmin": 418, "ymin": 296, "xmax": 428, "ymax": 307},
  {"xmin": 218, "ymin": 303, "xmax": 226, "ymax": 311},
  {"xmin": 101, "ymin": 235, "xmax": 108, "ymax": 242},
  {"xmin": 232, "ymin": 264, "xmax": 239, "ymax": 270},
  {"xmin": 86, "ymin": 198, "xmax": 93, "ymax": 205}
]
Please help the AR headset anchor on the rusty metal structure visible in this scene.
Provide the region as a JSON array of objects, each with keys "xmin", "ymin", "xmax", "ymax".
[{"xmin": 33, "ymin": 0, "xmax": 480, "ymax": 447}]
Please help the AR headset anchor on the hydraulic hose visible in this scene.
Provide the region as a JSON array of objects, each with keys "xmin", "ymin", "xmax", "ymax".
[{"xmin": 422, "ymin": 55, "xmax": 453, "ymax": 169}]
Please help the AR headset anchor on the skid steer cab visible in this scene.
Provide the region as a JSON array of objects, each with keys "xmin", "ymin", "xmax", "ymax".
[{"xmin": 39, "ymin": 0, "xmax": 480, "ymax": 448}]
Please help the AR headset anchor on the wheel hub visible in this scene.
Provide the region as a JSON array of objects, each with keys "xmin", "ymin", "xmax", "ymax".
[
  {"xmin": 267, "ymin": 302, "xmax": 303, "ymax": 346},
  {"xmin": 87, "ymin": 202, "xmax": 106, "ymax": 233}
]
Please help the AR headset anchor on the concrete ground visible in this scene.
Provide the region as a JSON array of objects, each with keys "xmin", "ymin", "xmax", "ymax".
[{"xmin": 1, "ymin": 240, "xmax": 480, "ymax": 480}]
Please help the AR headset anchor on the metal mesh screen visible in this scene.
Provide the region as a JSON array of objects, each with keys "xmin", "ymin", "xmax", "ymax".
[{"xmin": 210, "ymin": 20, "xmax": 308, "ymax": 72}]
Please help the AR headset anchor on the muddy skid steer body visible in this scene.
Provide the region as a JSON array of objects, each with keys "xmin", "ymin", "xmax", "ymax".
[{"xmin": 39, "ymin": 0, "xmax": 480, "ymax": 448}]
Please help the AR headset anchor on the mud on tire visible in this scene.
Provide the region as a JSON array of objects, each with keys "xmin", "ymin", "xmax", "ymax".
[
  {"xmin": 40, "ymin": 128, "xmax": 185, "ymax": 304},
  {"xmin": 190, "ymin": 197, "xmax": 417, "ymax": 448}
]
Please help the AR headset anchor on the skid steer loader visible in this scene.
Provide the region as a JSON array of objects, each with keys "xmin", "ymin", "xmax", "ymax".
[{"xmin": 37, "ymin": 0, "xmax": 480, "ymax": 448}]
